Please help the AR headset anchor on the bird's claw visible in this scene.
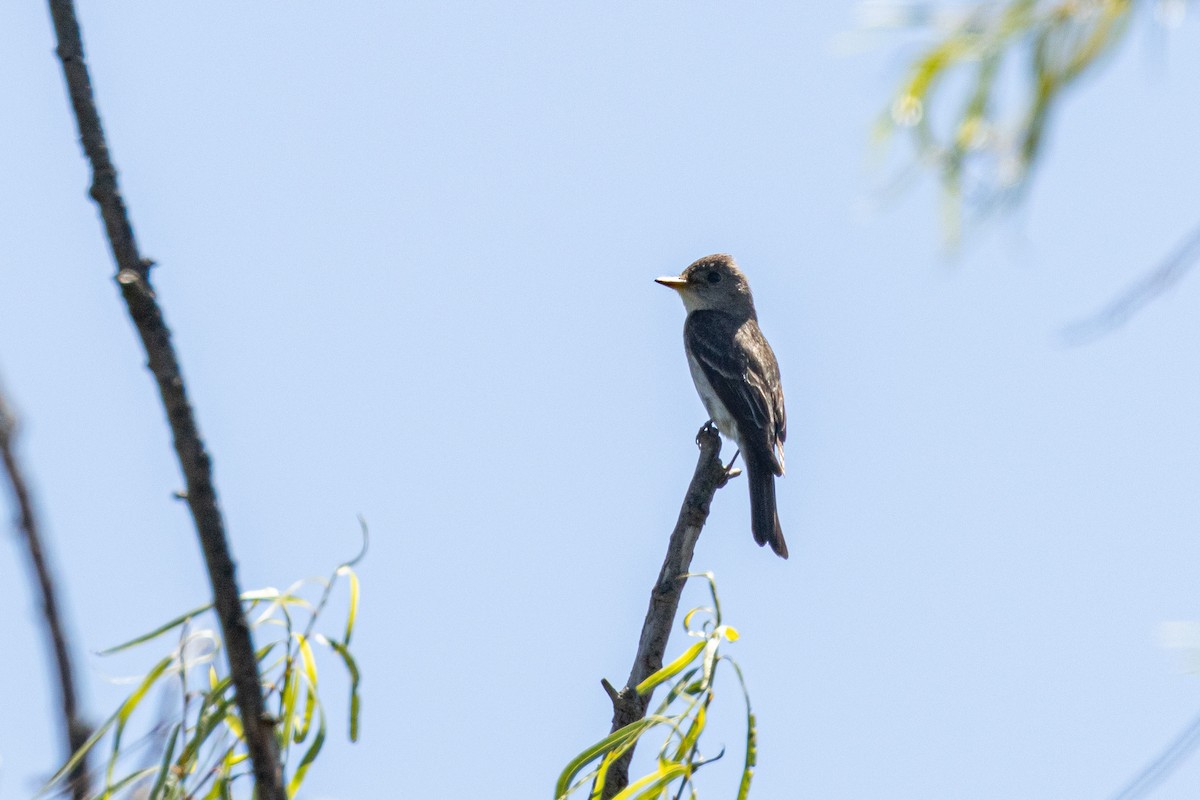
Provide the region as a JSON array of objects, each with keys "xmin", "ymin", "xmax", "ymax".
[
  {"xmin": 717, "ymin": 465, "xmax": 742, "ymax": 488},
  {"xmin": 716, "ymin": 448, "xmax": 742, "ymax": 486},
  {"xmin": 695, "ymin": 419, "xmax": 717, "ymax": 445}
]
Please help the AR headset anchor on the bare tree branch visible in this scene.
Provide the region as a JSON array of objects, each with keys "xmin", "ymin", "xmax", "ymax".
[
  {"xmin": 1109, "ymin": 706, "xmax": 1200, "ymax": 800},
  {"xmin": 44, "ymin": 3, "xmax": 286, "ymax": 797},
  {"xmin": 598, "ymin": 423, "xmax": 732, "ymax": 798},
  {"xmin": 1062, "ymin": 218, "xmax": 1200, "ymax": 344},
  {"xmin": 0, "ymin": 382, "xmax": 92, "ymax": 800}
]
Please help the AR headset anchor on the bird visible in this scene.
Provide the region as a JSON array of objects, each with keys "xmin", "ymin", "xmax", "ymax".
[{"xmin": 656, "ymin": 254, "xmax": 788, "ymax": 559}]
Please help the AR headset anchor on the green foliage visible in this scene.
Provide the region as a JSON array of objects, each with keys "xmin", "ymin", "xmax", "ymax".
[
  {"xmin": 876, "ymin": 0, "xmax": 1134, "ymax": 235},
  {"xmin": 40, "ymin": 552, "xmax": 363, "ymax": 800},
  {"xmin": 556, "ymin": 573, "xmax": 756, "ymax": 800}
]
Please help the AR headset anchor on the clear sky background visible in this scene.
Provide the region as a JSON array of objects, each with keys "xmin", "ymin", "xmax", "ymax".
[{"xmin": 2, "ymin": 3, "xmax": 1200, "ymax": 799}]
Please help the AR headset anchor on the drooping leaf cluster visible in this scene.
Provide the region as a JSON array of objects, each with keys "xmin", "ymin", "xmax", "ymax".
[
  {"xmin": 41, "ymin": 554, "xmax": 363, "ymax": 800},
  {"xmin": 875, "ymin": 0, "xmax": 1137, "ymax": 234},
  {"xmin": 556, "ymin": 573, "xmax": 756, "ymax": 800}
]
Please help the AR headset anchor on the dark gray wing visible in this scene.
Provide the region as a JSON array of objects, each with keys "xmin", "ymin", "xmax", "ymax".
[{"xmin": 684, "ymin": 311, "xmax": 786, "ymax": 474}]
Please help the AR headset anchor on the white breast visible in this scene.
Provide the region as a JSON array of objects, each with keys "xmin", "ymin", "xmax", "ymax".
[{"xmin": 686, "ymin": 351, "xmax": 740, "ymax": 444}]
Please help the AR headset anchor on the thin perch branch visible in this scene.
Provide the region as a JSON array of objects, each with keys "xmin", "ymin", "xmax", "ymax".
[
  {"xmin": 44, "ymin": 3, "xmax": 286, "ymax": 797},
  {"xmin": 599, "ymin": 423, "xmax": 730, "ymax": 798},
  {"xmin": 0, "ymin": 382, "xmax": 92, "ymax": 800},
  {"xmin": 1061, "ymin": 217, "xmax": 1200, "ymax": 344}
]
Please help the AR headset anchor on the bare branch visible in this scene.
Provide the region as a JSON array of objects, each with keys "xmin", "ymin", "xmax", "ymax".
[
  {"xmin": 1110, "ymin": 706, "xmax": 1200, "ymax": 800},
  {"xmin": 0, "ymin": 381, "xmax": 92, "ymax": 800},
  {"xmin": 599, "ymin": 423, "xmax": 730, "ymax": 798},
  {"xmin": 44, "ymin": 3, "xmax": 285, "ymax": 797},
  {"xmin": 1062, "ymin": 218, "xmax": 1200, "ymax": 344}
]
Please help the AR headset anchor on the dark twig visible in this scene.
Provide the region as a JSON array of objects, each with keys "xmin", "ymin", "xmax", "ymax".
[
  {"xmin": 44, "ymin": 3, "xmax": 285, "ymax": 797},
  {"xmin": 1062, "ymin": 218, "xmax": 1200, "ymax": 344},
  {"xmin": 0, "ymin": 382, "xmax": 92, "ymax": 800},
  {"xmin": 598, "ymin": 424, "xmax": 731, "ymax": 799},
  {"xmin": 1109, "ymin": 706, "xmax": 1200, "ymax": 800}
]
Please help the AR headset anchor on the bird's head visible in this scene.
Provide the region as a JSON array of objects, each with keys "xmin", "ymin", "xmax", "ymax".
[{"xmin": 655, "ymin": 253, "xmax": 756, "ymax": 317}]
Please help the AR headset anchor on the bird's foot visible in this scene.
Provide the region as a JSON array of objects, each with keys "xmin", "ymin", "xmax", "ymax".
[
  {"xmin": 695, "ymin": 419, "xmax": 718, "ymax": 445},
  {"xmin": 718, "ymin": 466, "xmax": 742, "ymax": 488},
  {"xmin": 718, "ymin": 449, "xmax": 743, "ymax": 487}
]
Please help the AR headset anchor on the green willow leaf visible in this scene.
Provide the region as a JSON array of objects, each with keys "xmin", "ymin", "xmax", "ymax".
[
  {"xmin": 555, "ymin": 717, "xmax": 668, "ymax": 799},
  {"xmin": 612, "ymin": 762, "xmax": 689, "ymax": 800},
  {"xmin": 37, "ymin": 706, "xmax": 120, "ymax": 796},
  {"xmin": 287, "ymin": 705, "xmax": 328, "ymax": 797},
  {"xmin": 107, "ymin": 656, "xmax": 175, "ymax": 788},
  {"xmin": 97, "ymin": 604, "xmax": 213, "ymax": 655},
  {"xmin": 324, "ymin": 638, "xmax": 362, "ymax": 742},
  {"xmin": 99, "ymin": 766, "xmax": 159, "ymax": 799},
  {"xmin": 635, "ymin": 641, "xmax": 705, "ymax": 696},
  {"xmin": 340, "ymin": 565, "xmax": 360, "ymax": 645},
  {"xmin": 148, "ymin": 722, "xmax": 182, "ymax": 800}
]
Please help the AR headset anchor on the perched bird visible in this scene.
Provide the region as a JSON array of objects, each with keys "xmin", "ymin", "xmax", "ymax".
[{"xmin": 656, "ymin": 254, "xmax": 788, "ymax": 559}]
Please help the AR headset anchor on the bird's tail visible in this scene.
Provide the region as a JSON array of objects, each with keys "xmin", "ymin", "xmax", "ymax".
[{"xmin": 745, "ymin": 451, "xmax": 788, "ymax": 559}]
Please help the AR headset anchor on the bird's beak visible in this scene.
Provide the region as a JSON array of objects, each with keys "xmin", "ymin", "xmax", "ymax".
[{"xmin": 655, "ymin": 276, "xmax": 688, "ymax": 290}]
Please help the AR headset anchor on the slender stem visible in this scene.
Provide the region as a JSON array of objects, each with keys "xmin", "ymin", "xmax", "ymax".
[
  {"xmin": 44, "ymin": 3, "xmax": 285, "ymax": 797},
  {"xmin": 599, "ymin": 424, "xmax": 729, "ymax": 798},
  {"xmin": 1062, "ymin": 217, "xmax": 1200, "ymax": 344},
  {"xmin": 0, "ymin": 384, "xmax": 92, "ymax": 800}
]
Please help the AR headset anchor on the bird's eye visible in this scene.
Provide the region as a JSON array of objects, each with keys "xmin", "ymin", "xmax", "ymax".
[{"xmin": 706, "ymin": 271, "xmax": 721, "ymax": 284}]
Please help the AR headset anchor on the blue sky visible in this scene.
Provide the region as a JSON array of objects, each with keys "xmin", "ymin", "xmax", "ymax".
[{"xmin": 2, "ymin": 3, "xmax": 1200, "ymax": 798}]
